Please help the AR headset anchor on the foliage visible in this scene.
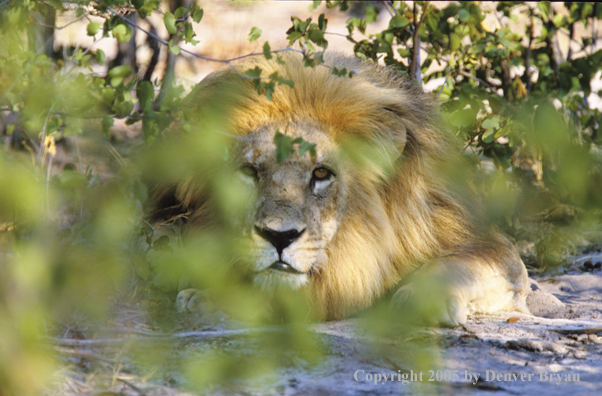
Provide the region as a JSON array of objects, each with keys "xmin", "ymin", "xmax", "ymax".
[{"xmin": 1, "ymin": 1, "xmax": 602, "ymax": 395}]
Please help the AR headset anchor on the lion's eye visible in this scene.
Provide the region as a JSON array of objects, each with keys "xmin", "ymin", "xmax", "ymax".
[
  {"xmin": 240, "ymin": 165, "xmax": 258, "ymax": 179},
  {"xmin": 312, "ymin": 167, "xmax": 332, "ymax": 181}
]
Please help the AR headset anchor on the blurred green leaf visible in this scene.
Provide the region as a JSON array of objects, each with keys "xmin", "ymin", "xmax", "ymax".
[
  {"xmin": 87, "ymin": 22, "xmax": 101, "ymax": 36},
  {"xmin": 95, "ymin": 49, "xmax": 105, "ymax": 65},
  {"xmin": 164, "ymin": 12, "xmax": 178, "ymax": 34},
  {"xmin": 247, "ymin": 26, "xmax": 262, "ymax": 42},
  {"xmin": 389, "ymin": 15, "xmax": 409, "ymax": 28},
  {"xmin": 263, "ymin": 41, "xmax": 272, "ymax": 60}
]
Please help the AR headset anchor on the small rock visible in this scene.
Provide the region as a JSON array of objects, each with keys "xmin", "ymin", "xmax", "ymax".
[
  {"xmin": 573, "ymin": 350, "xmax": 587, "ymax": 359},
  {"xmin": 577, "ymin": 334, "xmax": 589, "ymax": 343},
  {"xmin": 527, "ymin": 288, "xmax": 567, "ymax": 319},
  {"xmin": 588, "ymin": 334, "xmax": 602, "ymax": 344},
  {"xmin": 507, "ymin": 317, "xmax": 520, "ymax": 323}
]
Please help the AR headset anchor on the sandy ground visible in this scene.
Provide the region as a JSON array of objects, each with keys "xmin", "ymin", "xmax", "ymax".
[{"xmin": 46, "ymin": 252, "xmax": 602, "ymax": 396}]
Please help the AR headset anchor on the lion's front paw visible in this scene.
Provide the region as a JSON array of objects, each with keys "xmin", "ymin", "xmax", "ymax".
[
  {"xmin": 176, "ymin": 288, "xmax": 210, "ymax": 313},
  {"xmin": 391, "ymin": 285, "xmax": 468, "ymax": 328}
]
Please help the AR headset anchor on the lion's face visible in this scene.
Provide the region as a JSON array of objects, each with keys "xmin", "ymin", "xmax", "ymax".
[{"xmin": 231, "ymin": 121, "xmax": 346, "ymax": 290}]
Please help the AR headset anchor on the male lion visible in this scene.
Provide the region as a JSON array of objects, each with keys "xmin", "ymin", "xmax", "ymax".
[{"xmin": 150, "ymin": 52, "xmax": 530, "ymax": 327}]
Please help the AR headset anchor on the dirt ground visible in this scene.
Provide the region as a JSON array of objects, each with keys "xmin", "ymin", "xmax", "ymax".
[{"xmin": 46, "ymin": 251, "xmax": 602, "ymax": 396}]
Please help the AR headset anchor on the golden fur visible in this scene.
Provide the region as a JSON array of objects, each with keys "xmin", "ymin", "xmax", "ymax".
[{"xmin": 154, "ymin": 52, "xmax": 530, "ymax": 325}]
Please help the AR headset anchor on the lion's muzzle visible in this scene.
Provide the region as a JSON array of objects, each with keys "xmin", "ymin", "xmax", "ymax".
[
  {"xmin": 254, "ymin": 225, "xmax": 305, "ymax": 256},
  {"xmin": 268, "ymin": 261, "xmax": 306, "ymax": 274}
]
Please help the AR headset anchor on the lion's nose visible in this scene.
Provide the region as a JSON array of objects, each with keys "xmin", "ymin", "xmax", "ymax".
[{"xmin": 254, "ymin": 226, "xmax": 305, "ymax": 255}]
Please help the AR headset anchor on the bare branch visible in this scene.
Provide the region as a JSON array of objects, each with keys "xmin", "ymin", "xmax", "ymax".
[
  {"xmin": 409, "ymin": 2, "xmax": 429, "ymax": 84},
  {"xmin": 525, "ymin": 20, "xmax": 534, "ymax": 94},
  {"xmin": 33, "ymin": 14, "xmax": 86, "ymax": 30},
  {"xmin": 459, "ymin": 70, "xmax": 495, "ymax": 90},
  {"xmin": 381, "ymin": 1, "xmax": 397, "ymax": 17},
  {"xmin": 107, "ymin": 7, "xmax": 304, "ymax": 80}
]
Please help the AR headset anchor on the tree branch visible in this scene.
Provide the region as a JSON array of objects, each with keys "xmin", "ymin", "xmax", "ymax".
[
  {"xmin": 409, "ymin": 2, "xmax": 429, "ymax": 84},
  {"xmin": 459, "ymin": 70, "xmax": 495, "ymax": 90},
  {"xmin": 525, "ymin": 20, "xmax": 534, "ymax": 94},
  {"xmin": 107, "ymin": 8, "xmax": 304, "ymax": 81}
]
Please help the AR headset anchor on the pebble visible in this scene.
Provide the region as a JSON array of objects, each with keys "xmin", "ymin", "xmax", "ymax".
[{"xmin": 573, "ymin": 350, "xmax": 588, "ymax": 359}]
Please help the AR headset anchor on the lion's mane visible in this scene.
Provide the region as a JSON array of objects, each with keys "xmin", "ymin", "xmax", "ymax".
[{"xmin": 157, "ymin": 53, "xmax": 513, "ymax": 320}]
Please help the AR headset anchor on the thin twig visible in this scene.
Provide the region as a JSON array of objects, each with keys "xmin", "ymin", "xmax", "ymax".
[
  {"xmin": 409, "ymin": 2, "xmax": 429, "ymax": 84},
  {"xmin": 105, "ymin": 142, "xmax": 126, "ymax": 167},
  {"xmin": 552, "ymin": 327, "xmax": 602, "ymax": 335},
  {"xmin": 117, "ymin": 377, "xmax": 144, "ymax": 395},
  {"xmin": 435, "ymin": 74, "xmax": 449, "ymax": 100},
  {"xmin": 593, "ymin": 3, "xmax": 598, "ymax": 54},
  {"xmin": 382, "ymin": 1, "xmax": 397, "ymax": 17},
  {"xmin": 107, "ymin": 8, "xmax": 304, "ymax": 80},
  {"xmin": 525, "ymin": 20, "xmax": 534, "ymax": 94},
  {"xmin": 54, "ymin": 346, "xmax": 118, "ymax": 363},
  {"xmin": 49, "ymin": 329, "xmax": 267, "ymax": 346},
  {"xmin": 323, "ymin": 32, "xmax": 350, "ymax": 38},
  {"xmin": 459, "ymin": 69, "xmax": 495, "ymax": 89},
  {"xmin": 34, "ymin": 15, "xmax": 86, "ymax": 30}
]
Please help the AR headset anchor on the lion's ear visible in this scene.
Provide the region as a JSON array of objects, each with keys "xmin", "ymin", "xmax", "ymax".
[{"xmin": 381, "ymin": 106, "xmax": 408, "ymax": 155}]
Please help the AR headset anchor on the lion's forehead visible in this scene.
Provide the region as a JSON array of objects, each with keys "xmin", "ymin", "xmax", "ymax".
[{"xmin": 236, "ymin": 122, "xmax": 338, "ymax": 165}]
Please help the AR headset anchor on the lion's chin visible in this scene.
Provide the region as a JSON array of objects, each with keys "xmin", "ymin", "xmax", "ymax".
[{"xmin": 253, "ymin": 268, "xmax": 310, "ymax": 291}]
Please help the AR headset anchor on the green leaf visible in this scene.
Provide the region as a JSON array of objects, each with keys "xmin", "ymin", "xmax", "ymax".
[
  {"xmin": 279, "ymin": 78, "xmax": 294, "ymax": 89},
  {"xmin": 247, "ymin": 27, "xmax": 262, "ymax": 42},
  {"xmin": 174, "ymin": 7, "xmax": 187, "ymax": 19},
  {"xmin": 318, "ymin": 13, "xmax": 327, "ymax": 30},
  {"xmin": 112, "ymin": 24, "xmax": 131, "ymax": 42},
  {"xmin": 389, "ymin": 15, "xmax": 409, "ymax": 28},
  {"xmin": 110, "ymin": 76, "xmax": 125, "ymax": 87},
  {"xmin": 450, "ymin": 108, "xmax": 477, "ymax": 128},
  {"xmin": 482, "ymin": 129, "xmax": 495, "ymax": 143},
  {"xmin": 263, "ymin": 42, "xmax": 272, "ymax": 60},
  {"xmin": 95, "ymin": 49, "xmax": 105, "ymax": 65},
  {"xmin": 482, "ymin": 116, "xmax": 500, "ymax": 130},
  {"xmin": 449, "ymin": 33, "xmax": 461, "ymax": 51},
  {"xmin": 112, "ymin": 24, "xmax": 126, "ymax": 38},
  {"xmin": 332, "ymin": 67, "xmax": 348, "ymax": 77},
  {"xmin": 287, "ymin": 31, "xmax": 303, "ymax": 44},
  {"xmin": 298, "ymin": 141, "xmax": 317, "ymax": 158},
  {"xmin": 397, "ymin": 48, "xmax": 411, "ymax": 58},
  {"xmin": 244, "ymin": 66, "xmax": 262, "ymax": 78},
  {"xmin": 552, "ymin": 13, "xmax": 566, "ymax": 28},
  {"xmin": 458, "ymin": 9, "xmax": 470, "ymax": 23},
  {"xmin": 274, "ymin": 130, "xmax": 293, "ymax": 163},
  {"xmin": 347, "ymin": 17, "xmax": 367, "ymax": 34},
  {"xmin": 308, "ymin": 29, "xmax": 325, "ymax": 46},
  {"xmin": 537, "ymin": 2, "xmax": 551, "ymax": 20},
  {"xmin": 108, "ymin": 65, "xmax": 133, "ymax": 78},
  {"xmin": 101, "ymin": 116, "xmax": 114, "ymax": 138},
  {"xmin": 137, "ymin": 81, "xmax": 154, "ymax": 112},
  {"xmin": 47, "ymin": 0, "xmax": 63, "ymax": 9},
  {"xmin": 87, "ymin": 22, "xmax": 101, "ymax": 36},
  {"xmin": 164, "ymin": 12, "xmax": 177, "ymax": 34},
  {"xmin": 132, "ymin": 0, "xmax": 144, "ymax": 10},
  {"xmin": 191, "ymin": 6, "xmax": 204, "ymax": 23},
  {"xmin": 365, "ymin": 5, "xmax": 378, "ymax": 23},
  {"xmin": 169, "ymin": 39, "xmax": 180, "ymax": 55}
]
